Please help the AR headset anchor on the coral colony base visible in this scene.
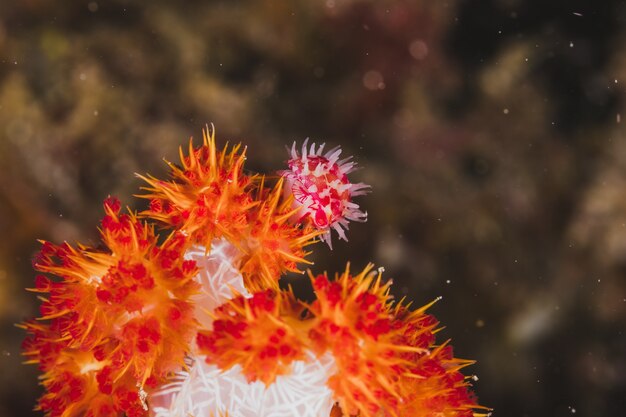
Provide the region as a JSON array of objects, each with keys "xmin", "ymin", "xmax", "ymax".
[{"xmin": 21, "ymin": 127, "xmax": 487, "ymax": 417}]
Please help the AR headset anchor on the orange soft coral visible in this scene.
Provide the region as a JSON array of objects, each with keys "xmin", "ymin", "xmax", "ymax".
[
  {"xmin": 191, "ymin": 264, "xmax": 483, "ymax": 417},
  {"xmin": 307, "ymin": 265, "xmax": 481, "ymax": 417},
  {"xmin": 398, "ymin": 344, "xmax": 485, "ymax": 417},
  {"xmin": 23, "ymin": 128, "xmax": 484, "ymax": 417},
  {"xmin": 236, "ymin": 177, "xmax": 320, "ymax": 291},
  {"xmin": 307, "ymin": 265, "xmax": 408, "ymax": 416},
  {"xmin": 196, "ymin": 289, "xmax": 308, "ymax": 384},
  {"xmin": 137, "ymin": 129, "xmax": 256, "ymax": 244},
  {"xmin": 138, "ymin": 126, "xmax": 318, "ymax": 291},
  {"xmin": 22, "ymin": 198, "xmax": 199, "ymax": 417}
]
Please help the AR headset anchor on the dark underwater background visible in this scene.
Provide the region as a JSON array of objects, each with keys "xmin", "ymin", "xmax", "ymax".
[{"xmin": 0, "ymin": 1, "xmax": 624, "ymax": 416}]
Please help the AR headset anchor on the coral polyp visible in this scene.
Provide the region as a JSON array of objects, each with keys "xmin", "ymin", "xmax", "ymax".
[
  {"xmin": 22, "ymin": 126, "xmax": 485, "ymax": 417},
  {"xmin": 281, "ymin": 140, "xmax": 370, "ymax": 248}
]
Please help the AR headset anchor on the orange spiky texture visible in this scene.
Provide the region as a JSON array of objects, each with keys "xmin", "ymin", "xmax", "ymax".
[
  {"xmin": 138, "ymin": 126, "xmax": 319, "ymax": 291},
  {"xmin": 307, "ymin": 265, "xmax": 481, "ymax": 417},
  {"xmin": 236, "ymin": 177, "xmax": 320, "ymax": 292},
  {"xmin": 398, "ymin": 344, "xmax": 485, "ymax": 417},
  {"xmin": 23, "ymin": 197, "xmax": 199, "ymax": 417},
  {"xmin": 26, "ymin": 344, "xmax": 140, "ymax": 417},
  {"xmin": 138, "ymin": 127, "xmax": 256, "ymax": 245},
  {"xmin": 307, "ymin": 265, "xmax": 407, "ymax": 416},
  {"xmin": 196, "ymin": 289, "xmax": 308, "ymax": 385}
]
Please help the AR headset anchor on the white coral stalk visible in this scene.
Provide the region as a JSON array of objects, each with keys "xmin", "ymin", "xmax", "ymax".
[
  {"xmin": 150, "ymin": 352, "xmax": 336, "ymax": 417},
  {"xmin": 150, "ymin": 238, "xmax": 338, "ymax": 417},
  {"xmin": 184, "ymin": 238, "xmax": 250, "ymax": 329}
]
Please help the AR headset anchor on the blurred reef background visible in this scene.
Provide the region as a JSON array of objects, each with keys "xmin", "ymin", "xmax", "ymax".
[{"xmin": 1, "ymin": 1, "xmax": 625, "ymax": 416}]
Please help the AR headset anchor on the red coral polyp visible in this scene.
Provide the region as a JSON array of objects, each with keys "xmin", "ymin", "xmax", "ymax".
[{"xmin": 281, "ymin": 140, "xmax": 370, "ymax": 248}]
